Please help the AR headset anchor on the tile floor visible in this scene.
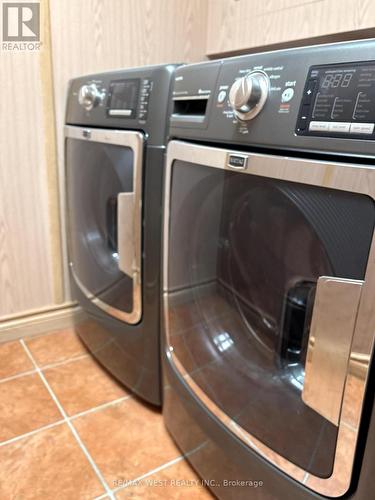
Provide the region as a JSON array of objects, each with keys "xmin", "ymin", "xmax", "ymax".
[{"xmin": 0, "ymin": 328, "xmax": 213, "ymax": 499}]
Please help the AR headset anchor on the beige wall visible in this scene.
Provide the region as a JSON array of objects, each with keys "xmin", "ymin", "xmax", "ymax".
[
  {"xmin": 1, "ymin": 0, "xmax": 375, "ymax": 333},
  {"xmin": 0, "ymin": 0, "xmax": 62, "ymax": 321}
]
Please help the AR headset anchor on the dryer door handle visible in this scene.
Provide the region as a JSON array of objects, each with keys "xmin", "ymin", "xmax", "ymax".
[
  {"xmin": 117, "ymin": 192, "xmax": 137, "ymax": 278},
  {"xmin": 302, "ymin": 276, "xmax": 364, "ymax": 426}
]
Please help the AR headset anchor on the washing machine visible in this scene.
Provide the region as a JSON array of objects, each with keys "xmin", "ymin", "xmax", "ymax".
[
  {"xmin": 162, "ymin": 40, "xmax": 375, "ymax": 498},
  {"xmin": 65, "ymin": 64, "xmax": 178, "ymax": 405}
]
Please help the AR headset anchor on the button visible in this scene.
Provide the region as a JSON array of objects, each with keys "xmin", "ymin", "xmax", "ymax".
[
  {"xmin": 309, "ymin": 121, "xmax": 329, "ymax": 132},
  {"xmin": 281, "ymin": 88, "xmax": 294, "ymax": 103},
  {"xmin": 350, "ymin": 122, "xmax": 374, "ymax": 135},
  {"xmin": 328, "ymin": 122, "xmax": 351, "ymax": 133},
  {"xmin": 303, "ymin": 79, "xmax": 317, "ymax": 105},
  {"xmin": 109, "ymin": 109, "xmax": 132, "ymax": 116},
  {"xmin": 297, "ymin": 104, "xmax": 311, "ymax": 131},
  {"xmin": 217, "ymin": 90, "xmax": 227, "ymax": 103}
]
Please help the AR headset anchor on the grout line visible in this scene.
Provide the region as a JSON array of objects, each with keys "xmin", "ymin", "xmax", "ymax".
[
  {"xmin": 70, "ymin": 395, "xmax": 132, "ymax": 421},
  {"xmin": 184, "ymin": 441, "xmax": 207, "ymax": 458},
  {"xmin": 20, "ymin": 340, "xmax": 115, "ymax": 500},
  {"xmin": 112, "ymin": 441, "xmax": 207, "ymax": 493},
  {"xmin": 0, "ymin": 419, "xmax": 65, "ymax": 448},
  {"xmin": 0, "ymin": 352, "xmax": 90, "ymax": 386},
  {"xmin": 67, "ymin": 423, "xmax": 115, "ymax": 500},
  {"xmin": 342, "ymin": 420, "xmax": 358, "ymax": 433},
  {"xmin": 0, "ymin": 368, "xmax": 38, "ymax": 385},
  {"xmin": 41, "ymin": 352, "xmax": 91, "ymax": 371}
]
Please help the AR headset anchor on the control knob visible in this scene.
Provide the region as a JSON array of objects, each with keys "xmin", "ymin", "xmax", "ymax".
[
  {"xmin": 229, "ymin": 70, "xmax": 269, "ymax": 121},
  {"xmin": 78, "ymin": 84, "xmax": 103, "ymax": 111}
]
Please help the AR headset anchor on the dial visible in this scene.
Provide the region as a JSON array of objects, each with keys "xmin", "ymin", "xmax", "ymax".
[
  {"xmin": 78, "ymin": 84, "xmax": 104, "ymax": 111},
  {"xmin": 229, "ymin": 70, "xmax": 269, "ymax": 121}
]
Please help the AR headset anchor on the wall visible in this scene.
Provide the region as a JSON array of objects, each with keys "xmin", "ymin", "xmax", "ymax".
[
  {"xmin": 0, "ymin": 0, "xmax": 208, "ymax": 336},
  {"xmin": 0, "ymin": 0, "xmax": 63, "ymax": 322}
]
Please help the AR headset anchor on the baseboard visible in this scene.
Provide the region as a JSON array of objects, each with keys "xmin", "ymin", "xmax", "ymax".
[{"xmin": 0, "ymin": 303, "xmax": 82, "ymax": 343}]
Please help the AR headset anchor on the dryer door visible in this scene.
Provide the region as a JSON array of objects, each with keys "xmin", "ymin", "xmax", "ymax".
[
  {"xmin": 163, "ymin": 140, "xmax": 375, "ymax": 497},
  {"xmin": 65, "ymin": 126, "xmax": 143, "ymax": 324}
]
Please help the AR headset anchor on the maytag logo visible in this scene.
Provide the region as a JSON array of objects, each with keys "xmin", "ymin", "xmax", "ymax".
[
  {"xmin": 227, "ymin": 154, "xmax": 248, "ymax": 170},
  {"xmin": 2, "ymin": 2, "xmax": 41, "ymax": 51}
]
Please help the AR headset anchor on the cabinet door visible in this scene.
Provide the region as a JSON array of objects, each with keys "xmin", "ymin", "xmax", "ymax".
[{"xmin": 207, "ymin": 0, "xmax": 375, "ymax": 56}]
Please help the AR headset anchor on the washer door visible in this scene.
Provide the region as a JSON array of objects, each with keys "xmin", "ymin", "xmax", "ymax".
[
  {"xmin": 163, "ymin": 141, "xmax": 375, "ymax": 496},
  {"xmin": 65, "ymin": 126, "xmax": 143, "ymax": 324}
]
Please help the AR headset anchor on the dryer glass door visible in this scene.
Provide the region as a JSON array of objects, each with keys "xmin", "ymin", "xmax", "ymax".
[
  {"xmin": 65, "ymin": 127, "xmax": 143, "ymax": 324},
  {"xmin": 163, "ymin": 141, "xmax": 375, "ymax": 488}
]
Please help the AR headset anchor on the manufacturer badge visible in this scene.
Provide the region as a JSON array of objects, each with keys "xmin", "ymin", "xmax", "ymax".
[{"xmin": 227, "ymin": 154, "xmax": 248, "ymax": 169}]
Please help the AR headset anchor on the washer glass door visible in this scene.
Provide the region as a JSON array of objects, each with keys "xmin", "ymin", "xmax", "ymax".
[
  {"xmin": 164, "ymin": 141, "xmax": 375, "ymax": 487},
  {"xmin": 66, "ymin": 127, "xmax": 143, "ymax": 324}
]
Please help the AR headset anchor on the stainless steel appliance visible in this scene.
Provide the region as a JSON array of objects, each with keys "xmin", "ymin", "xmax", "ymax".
[
  {"xmin": 162, "ymin": 40, "xmax": 375, "ymax": 498},
  {"xmin": 65, "ymin": 64, "xmax": 178, "ymax": 405}
]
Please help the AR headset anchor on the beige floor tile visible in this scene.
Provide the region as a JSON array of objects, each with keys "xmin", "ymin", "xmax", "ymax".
[
  {"xmin": 0, "ymin": 373, "xmax": 62, "ymax": 442},
  {"xmin": 116, "ymin": 458, "xmax": 213, "ymax": 499},
  {"xmin": 0, "ymin": 423, "xmax": 105, "ymax": 499},
  {"xmin": 25, "ymin": 328, "xmax": 88, "ymax": 366},
  {"xmin": 0, "ymin": 340, "xmax": 34, "ymax": 379},
  {"xmin": 43, "ymin": 356, "xmax": 129, "ymax": 416},
  {"xmin": 73, "ymin": 397, "xmax": 181, "ymax": 488}
]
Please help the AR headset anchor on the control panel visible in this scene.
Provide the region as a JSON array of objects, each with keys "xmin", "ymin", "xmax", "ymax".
[
  {"xmin": 169, "ymin": 39, "xmax": 375, "ymax": 157},
  {"xmin": 66, "ymin": 64, "xmax": 178, "ymax": 147},
  {"xmin": 106, "ymin": 78, "xmax": 152, "ymax": 120},
  {"xmin": 72, "ymin": 76, "xmax": 154, "ymax": 121},
  {"xmin": 296, "ymin": 61, "xmax": 375, "ymax": 138},
  {"xmin": 107, "ymin": 79, "xmax": 140, "ymax": 118}
]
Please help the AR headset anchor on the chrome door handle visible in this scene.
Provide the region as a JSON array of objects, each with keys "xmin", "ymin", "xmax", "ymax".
[
  {"xmin": 302, "ymin": 276, "xmax": 364, "ymax": 425},
  {"xmin": 117, "ymin": 192, "xmax": 136, "ymax": 278}
]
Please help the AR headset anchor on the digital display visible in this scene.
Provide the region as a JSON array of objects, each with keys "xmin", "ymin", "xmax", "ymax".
[
  {"xmin": 297, "ymin": 61, "xmax": 375, "ymax": 138},
  {"xmin": 108, "ymin": 79, "xmax": 140, "ymax": 118},
  {"xmin": 321, "ymin": 72, "xmax": 353, "ymax": 89}
]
